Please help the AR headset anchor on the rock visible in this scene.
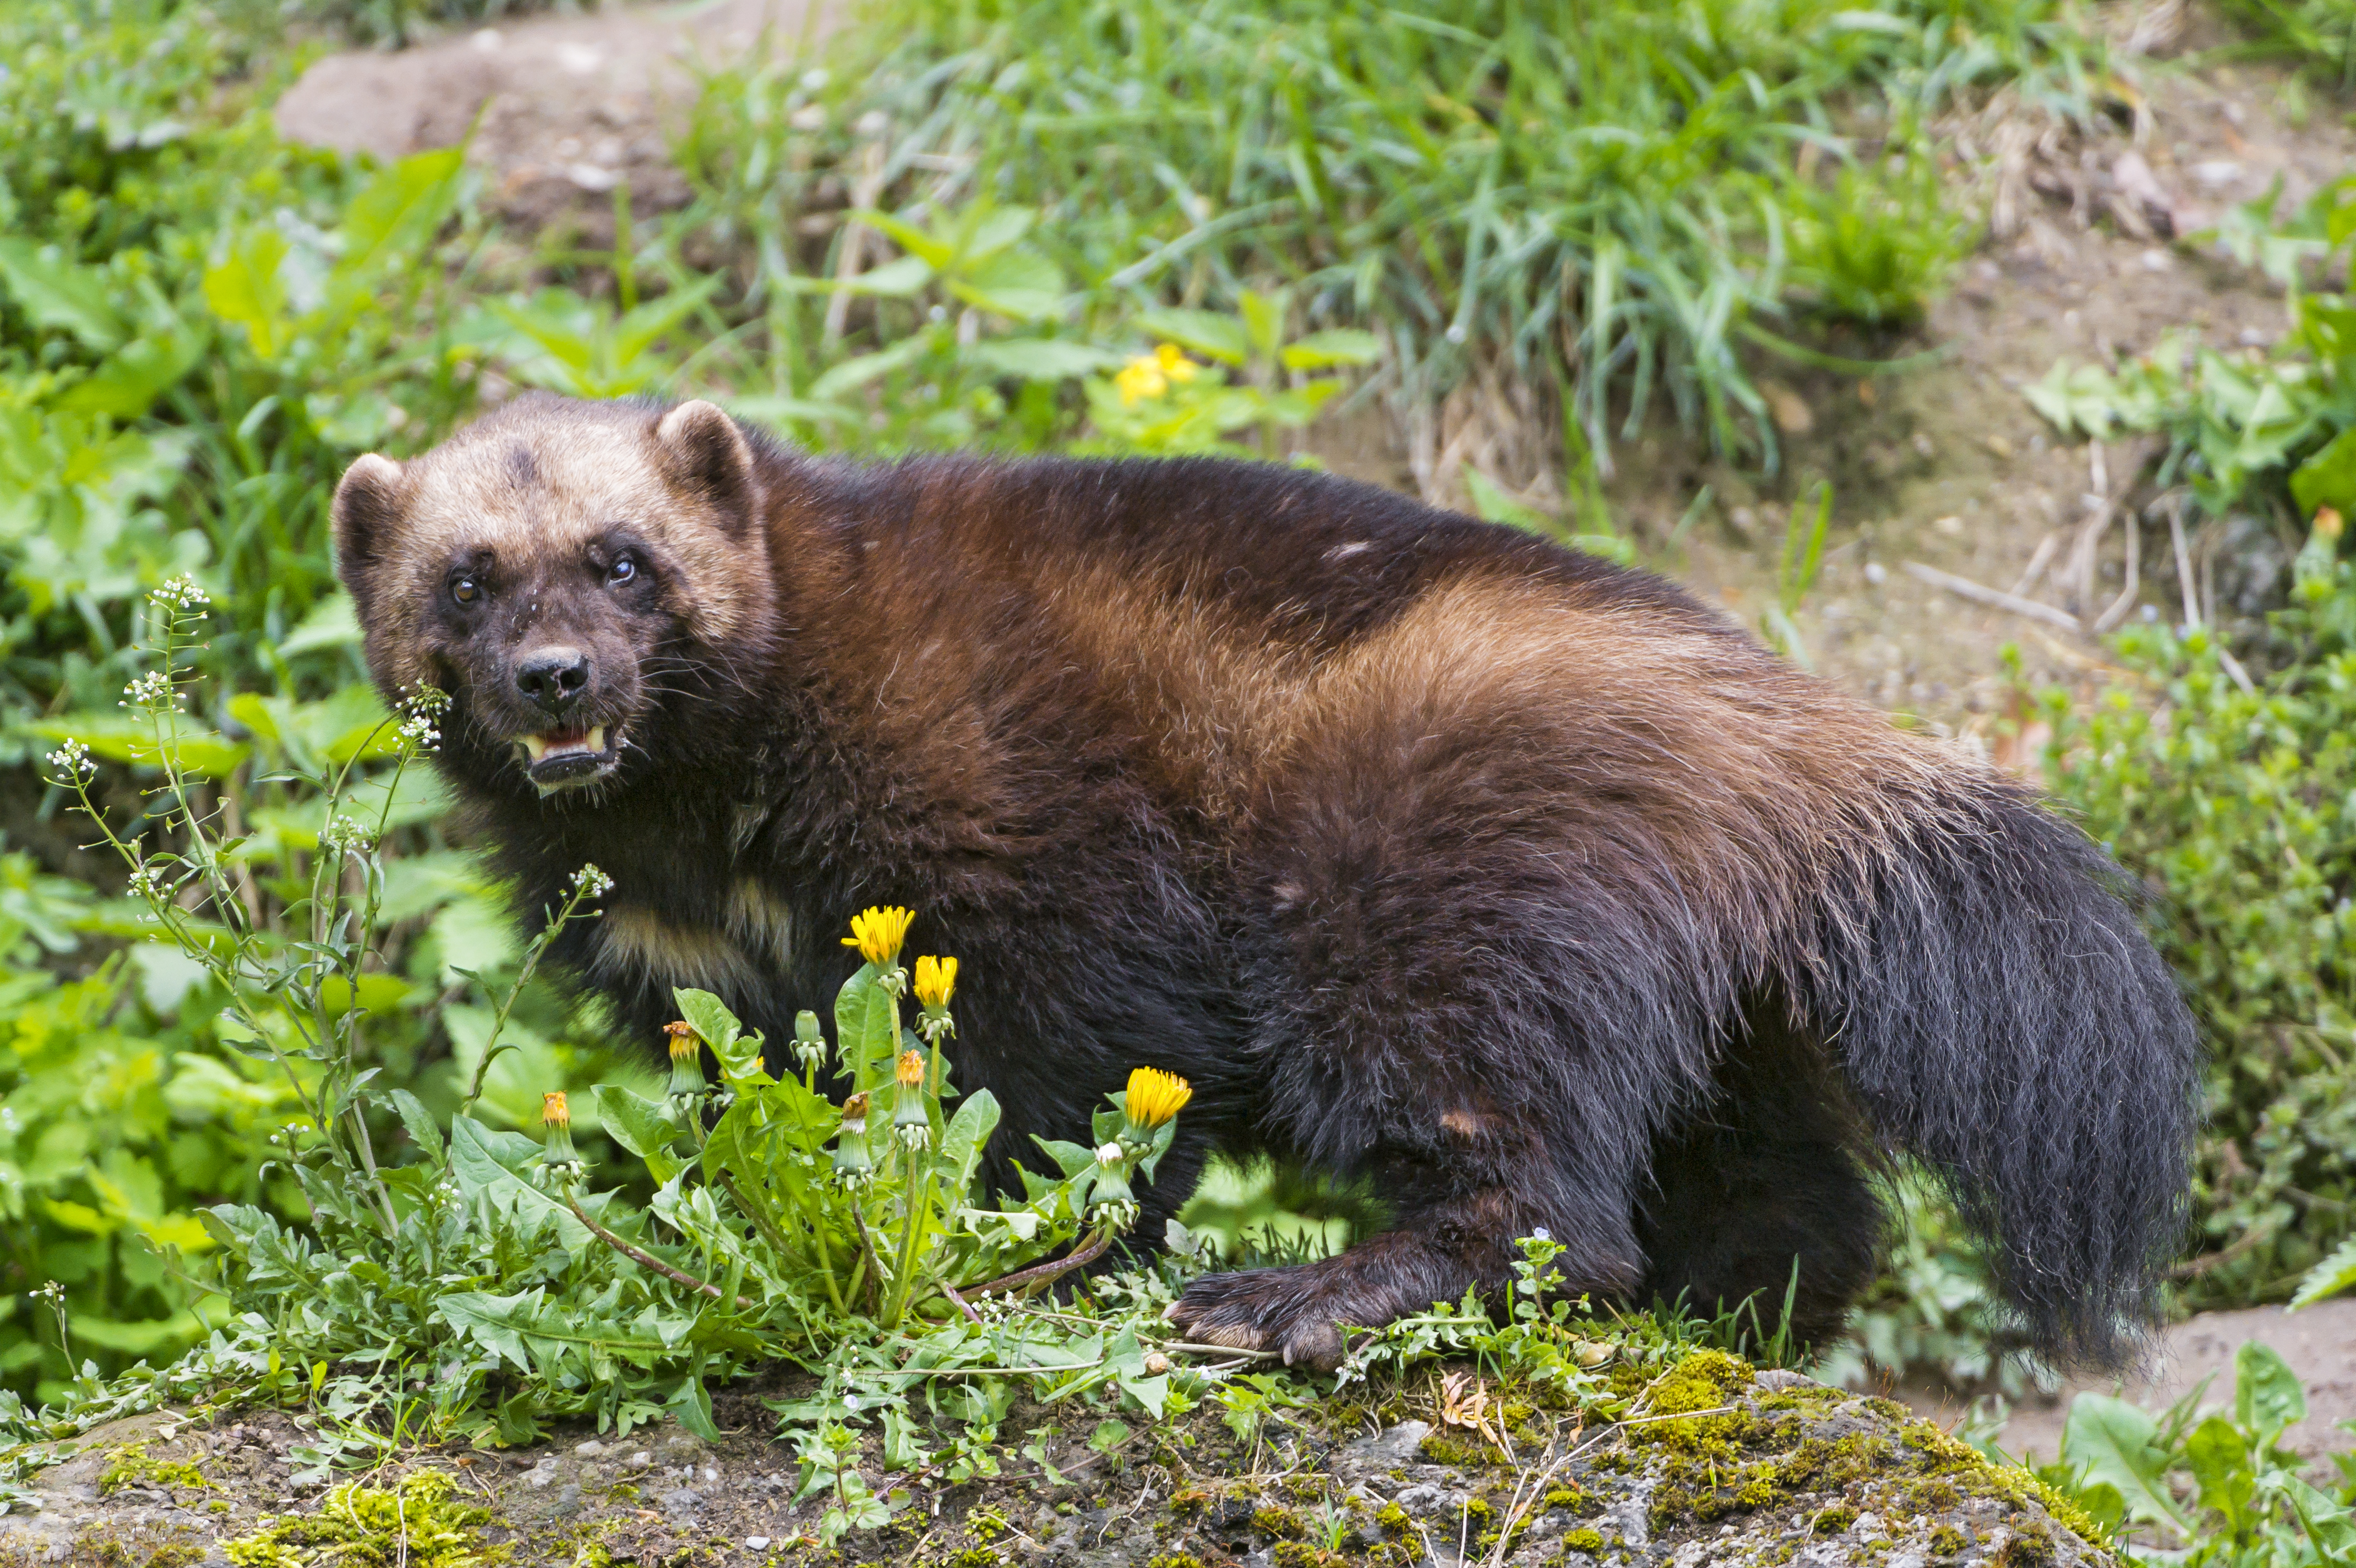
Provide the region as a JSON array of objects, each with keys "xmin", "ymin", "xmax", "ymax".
[{"xmin": 1337, "ymin": 1418, "xmax": 1431, "ymax": 1471}]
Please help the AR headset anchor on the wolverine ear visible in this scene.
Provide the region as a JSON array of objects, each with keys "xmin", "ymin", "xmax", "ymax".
[
  {"xmin": 331, "ymin": 454, "xmax": 407, "ymax": 618},
  {"xmin": 655, "ymin": 400, "xmax": 757, "ymax": 537}
]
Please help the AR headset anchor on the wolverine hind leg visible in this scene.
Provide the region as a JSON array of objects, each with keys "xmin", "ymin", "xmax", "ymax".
[{"xmin": 1633, "ymin": 1008, "xmax": 1885, "ymax": 1354}]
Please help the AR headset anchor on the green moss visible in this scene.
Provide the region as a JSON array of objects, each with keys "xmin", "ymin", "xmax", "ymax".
[
  {"xmin": 1147, "ymin": 1558, "xmax": 1204, "ymax": 1568},
  {"xmin": 1562, "ymin": 1529, "xmax": 1607, "ymax": 1553},
  {"xmin": 1812, "ymin": 1505, "xmax": 1857, "ymax": 1536},
  {"xmin": 1376, "ymin": 1503, "xmax": 1411, "ymax": 1534},
  {"xmin": 1544, "ymin": 1484, "xmax": 1599, "ymax": 1515},
  {"xmin": 1994, "ymin": 1523, "xmax": 2055, "ymax": 1568},
  {"xmin": 1253, "ymin": 1505, "xmax": 1307, "ymax": 1540},
  {"xmin": 99, "ymin": 1444, "xmax": 210, "ymax": 1496},
  {"xmin": 1417, "ymin": 1430, "xmax": 1495, "ymax": 1467},
  {"xmin": 1270, "ymin": 1545, "xmax": 1327, "ymax": 1568},
  {"xmin": 221, "ymin": 1471, "xmax": 495, "ymax": 1568},
  {"xmin": 1168, "ymin": 1489, "xmax": 1211, "ymax": 1517},
  {"xmin": 1929, "ymin": 1524, "xmax": 1968, "ymax": 1558},
  {"xmin": 1463, "ymin": 1497, "xmax": 1493, "ymax": 1520},
  {"xmin": 948, "ymin": 1551, "xmax": 1002, "ymax": 1568}
]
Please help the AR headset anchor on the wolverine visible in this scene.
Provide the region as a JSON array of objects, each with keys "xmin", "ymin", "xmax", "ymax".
[{"xmin": 334, "ymin": 392, "xmax": 2196, "ymax": 1369}]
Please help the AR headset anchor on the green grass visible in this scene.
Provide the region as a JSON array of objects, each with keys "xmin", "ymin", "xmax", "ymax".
[{"xmin": 684, "ymin": 0, "xmax": 2087, "ymax": 480}]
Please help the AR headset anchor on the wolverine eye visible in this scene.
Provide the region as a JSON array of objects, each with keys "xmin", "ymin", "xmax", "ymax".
[
  {"xmin": 607, "ymin": 556, "xmax": 637, "ymax": 586},
  {"xmin": 450, "ymin": 576, "xmax": 481, "ymax": 605}
]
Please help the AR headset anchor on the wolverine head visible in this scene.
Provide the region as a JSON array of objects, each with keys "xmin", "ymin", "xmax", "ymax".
[{"xmin": 332, "ymin": 394, "xmax": 775, "ymax": 797}]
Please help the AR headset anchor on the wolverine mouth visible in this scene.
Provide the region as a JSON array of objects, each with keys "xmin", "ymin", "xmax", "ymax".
[{"xmin": 517, "ymin": 724, "xmax": 620, "ymax": 790}]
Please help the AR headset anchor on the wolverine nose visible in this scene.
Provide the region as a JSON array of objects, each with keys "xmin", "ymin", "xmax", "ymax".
[{"xmin": 516, "ymin": 647, "xmax": 591, "ymax": 717}]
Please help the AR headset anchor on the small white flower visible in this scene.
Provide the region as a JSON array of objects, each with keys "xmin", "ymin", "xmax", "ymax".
[
  {"xmin": 570, "ymin": 864, "xmax": 615, "ymax": 898},
  {"xmin": 321, "ymin": 815, "xmax": 374, "ymax": 856},
  {"xmin": 127, "ymin": 863, "xmax": 170, "ymax": 900},
  {"xmin": 1530, "ymin": 1227, "xmax": 1552, "ymax": 1243},
  {"xmin": 120, "ymin": 671, "xmax": 177, "ymax": 711},
  {"xmin": 46, "ymin": 740, "xmax": 94, "ymax": 778},
  {"xmin": 149, "ymin": 575, "xmax": 211, "ymax": 614}
]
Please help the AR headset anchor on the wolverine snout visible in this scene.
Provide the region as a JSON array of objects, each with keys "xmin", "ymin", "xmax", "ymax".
[{"xmin": 516, "ymin": 646, "xmax": 592, "ymax": 718}]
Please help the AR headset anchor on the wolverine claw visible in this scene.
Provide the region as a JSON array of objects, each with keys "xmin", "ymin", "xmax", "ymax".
[{"xmin": 1169, "ymin": 1268, "xmax": 1352, "ymax": 1372}]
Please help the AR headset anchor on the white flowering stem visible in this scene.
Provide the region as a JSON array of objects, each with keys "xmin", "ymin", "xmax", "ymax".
[{"xmin": 459, "ymin": 866, "xmax": 608, "ymax": 1118}]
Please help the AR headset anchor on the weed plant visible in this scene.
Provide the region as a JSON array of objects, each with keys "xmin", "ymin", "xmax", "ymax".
[
  {"xmin": 2030, "ymin": 1341, "xmax": 2356, "ymax": 1568},
  {"xmin": 2021, "ymin": 177, "xmax": 2356, "ymax": 1314}
]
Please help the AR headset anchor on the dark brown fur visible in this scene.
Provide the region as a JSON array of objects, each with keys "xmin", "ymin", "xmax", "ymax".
[{"xmin": 335, "ymin": 394, "xmax": 2197, "ymax": 1368}]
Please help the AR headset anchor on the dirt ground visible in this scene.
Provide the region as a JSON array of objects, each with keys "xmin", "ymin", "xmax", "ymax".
[
  {"xmin": 1907, "ymin": 1298, "xmax": 2356, "ymax": 1471},
  {"xmin": 264, "ymin": 0, "xmax": 2356, "ymax": 1483}
]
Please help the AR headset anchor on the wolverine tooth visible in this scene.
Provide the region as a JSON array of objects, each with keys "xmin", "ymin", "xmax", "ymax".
[
  {"xmin": 523, "ymin": 735, "xmax": 550, "ymax": 762},
  {"xmin": 587, "ymin": 726, "xmax": 605, "ymax": 752}
]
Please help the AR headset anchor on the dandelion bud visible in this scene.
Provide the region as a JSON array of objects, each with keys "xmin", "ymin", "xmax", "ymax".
[
  {"xmin": 1122, "ymin": 1067, "xmax": 1192, "ymax": 1133},
  {"xmin": 833, "ymin": 1092, "xmax": 873, "ymax": 1182},
  {"xmin": 793, "ymin": 1010, "xmax": 828, "ymax": 1072},
  {"xmin": 540, "ymin": 1092, "xmax": 579, "ymax": 1166},
  {"xmin": 893, "ymin": 1050, "xmax": 931, "ymax": 1144},
  {"xmin": 1089, "ymin": 1142, "xmax": 1135, "ymax": 1209},
  {"xmin": 664, "ymin": 1021, "xmax": 705, "ymax": 1098}
]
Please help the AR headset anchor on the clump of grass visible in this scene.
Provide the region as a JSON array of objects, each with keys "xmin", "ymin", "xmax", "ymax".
[{"xmin": 689, "ymin": 0, "xmax": 2091, "ymax": 477}]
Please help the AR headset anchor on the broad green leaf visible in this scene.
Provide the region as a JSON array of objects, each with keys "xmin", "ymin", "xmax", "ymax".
[
  {"xmin": 612, "ymin": 273, "xmax": 727, "ymax": 367},
  {"xmin": 1279, "ymin": 328, "xmax": 1382, "ymax": 370},
  {"xmin": 54, "ymin": 330, "xmax": 204, "ymax": 418},
  {"xmin": 2290, "ymin": 1232, "xmax": 2356, "ymax": 1308},
  {"xmin": 2232, "ymin": 1341, "xmax": 2306, "ymax": 1436},
  {"xmin": 26, "ymin": 715, "xmax": 249, "ymax": 778},
  {"xmin": 1135, "ymin": 307, "xmax": 1248, "ymax": 365},
  {"xmin": 2184, "ymin": 1414, "xmax": 2253, "ymax": 1522},
  {"xmin": 674, "ymin": 988, "xmax": 745, "ymax": 1059},
  {"xmin": 833, "ymin": 963, "xmax": 901, "ymax": 1088},
  {"xmin": 947, "ymin": 248, "xmax": 1066, "ymax": 321},
  {"xmin": 1238, "ymin": 289, "xmax": 1286, "ymax": 365},
  {"xmin": 446, "ymin": 1114, "xmax": 593, "ymax": 1256},
  {"xmin": 939, "ymin": 1088, "xmax": 1001, "ymax": 1198},
  {"xmin": 203, "ymin": 228, "xmax": 291, "ymax": 359},
  {"xmin": 0, "ymin": 239, "xmax": 126, "ymax": 351},
  {"xmin": 850, "ymin": 210, "xmax": 956, "ymax": 269},
  {"xmin": 816, "ymin": 253, "xmax": 934, "ymax": 298},
  {"xmin": 592, "ymin": 1085, "xmax": 686, "ymax": 1185},
  {"xmin": 2290, "ymin": 425, "xmax": 2356, "ymax": 518},
  {"xmin": 389, "ymin": 1088, "xmax": 446, "ymax": 1164},
  {"xmin": 810, "ymin": 332, "xmax": 936, "ymax": 401},
  {"xmin": 337, "ymin": 147, "xmax": 465, "ymax": 282},
  {"xmin": 963, "ymin": 339, "xmax": 1121, "ymax": 380},
  {"xmin": 2060, "ymin": 1393, "xmax": 2190, "ymax": 1532}
]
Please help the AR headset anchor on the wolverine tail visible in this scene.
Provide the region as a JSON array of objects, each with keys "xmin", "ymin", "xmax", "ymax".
[{"xmin": 1800, "ymin": 778, "xmax": 2198, "ymax": 1366}]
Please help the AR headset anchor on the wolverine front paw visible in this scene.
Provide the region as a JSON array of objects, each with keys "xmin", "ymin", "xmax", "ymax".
[{"xmin": 1164, "ymin": 1267, "xmax": 1355, "ymax": 1370}]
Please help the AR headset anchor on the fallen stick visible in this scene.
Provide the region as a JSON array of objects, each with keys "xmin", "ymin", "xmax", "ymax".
[{"xmin": 1901, "ymin": 562, "xmax": 2082, "ymax": 631}]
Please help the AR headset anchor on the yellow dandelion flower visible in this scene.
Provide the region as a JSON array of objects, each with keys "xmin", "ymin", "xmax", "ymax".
[
  {"xmin": 1125, "ymin": 1066, "xmax": 1192, "ymax": 1128},
  {"xmin": 913, "ymin": 954, "xmax": 958, "ymax": 1010},
  {"xmin": 542, "ymin": 1090, "xmax": 570, "ymax": 1128},
  {"xmin": 1116, "ymin": 355, "xmax": 1168, "ymax": 406},
  {"xmin": 663, "ymin": 1020, "xmax": 696, "ymax": 1061},
  {"xmin": 1154, "ymin": 342, "xmax": 1201, "ymax": 383},
  {"xmin": 842, "ymin": 905, "xmax": 915, "ymax": 966},
  {"xmin": 896, "ymin": 1049, "xmax": 926, "ymax": 1088}
]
